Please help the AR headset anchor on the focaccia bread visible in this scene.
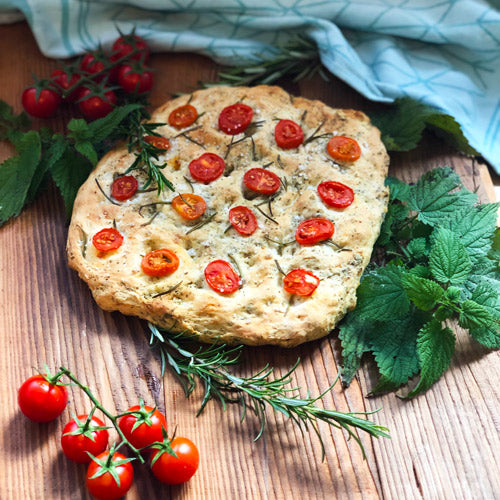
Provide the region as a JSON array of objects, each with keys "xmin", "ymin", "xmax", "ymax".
[{"xmin": 67, "ymin": 85, "xmax": 389, "ymax": 346}]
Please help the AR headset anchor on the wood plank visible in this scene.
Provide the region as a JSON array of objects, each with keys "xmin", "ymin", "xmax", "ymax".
[{"xmin": 0, "ymin": 21, "xmax": 498, "ymax": 500}]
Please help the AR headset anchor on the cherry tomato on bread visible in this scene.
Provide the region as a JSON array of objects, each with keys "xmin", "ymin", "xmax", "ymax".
[
  {"xmin": 283, "ymin": 269, "xmax": 320, "ymax": 297},
  {"xmin": 243, "ymin": 168, "xmax": 281, "ymax": 195},
  {"xmin": 92, "ymin": 228, "xmax": 124, "ymax": 252},
  {"xmin": 141, "ymin": 249, "xmax": 179, "ymax": 277},
  {"xmin": 218, "ymin": 103, "xmax": 253, "ymax": 135},
  {"xmin": 189, "ymin": 152, "xmax": 225, "ymax": 183},
  {"xmin": 111, "ymin": 175, "xmax": 138, "ymax": 201},
  {"xmin": 326, "ymin": 136, "xmax": 361, "ymax": 162},
  {"xmin": 18, "ymin": 374, "xmax": 68, "ymax": 422},
  {"xmin": 275, "ymin": 119, "xmax": 304, "ymax": 149},
  {"xmin": 295, "ymin": 218, "xmax": 334, "ymax": 245},
  {"xmin": 144, "ymin": 135, "xmax": 170, "ymax": 151},
  {"xmin": 228, "ymin": 206, "xmax": 258, "ymax": 236},
  {"xmin": 205, "ymin": 260, "xmax": 240, "ymax": 294},
  {"xmin": 317, "ymin": 181, "xmax": 354, "ymax": 209},
  {"xmin": 168, "ymin": 104, "xmax": 198, "ymax": 129},
  {"xmin": 172, "ymin": 193, "xmax": 207, "ymax": 220}
]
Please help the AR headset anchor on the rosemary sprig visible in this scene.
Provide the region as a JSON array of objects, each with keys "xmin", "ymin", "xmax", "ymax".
[{"xmin": 148, "ymin": 324, "xmax": 389, "ymax": 459}]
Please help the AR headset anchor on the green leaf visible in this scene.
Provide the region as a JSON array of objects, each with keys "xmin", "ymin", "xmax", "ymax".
[
  {"xmin": 459, "ymin": 300, "xmax": 497, "ymax": 330},
  {"xmin": 74, "ymin": 140, "xmax": 98, "ymax": 166},
  {"xmin": 88, "ymin": 103, "xmax": 144, "ymax": 143},
  {"xmin": 406, "ymin": 167, "xmax": 477, "ymax": 226},
  {"xmin": 406, "ymin": 320, "xmax": 455, "ymax": 398},
  {"xmin": 468, "ymin": 323, "xmax": 500, "ymax": 349},
  {"xmin": 385, "ymin": 176, "xmax": 411, "ymax": 202},
  {"xmin": 401, "ymin": 273, "xmax": 444, "ymax": 310},
  {"xmin": 429, "ymin": 227, "xmax": 472, "ymax": 285},
  {"xmin": 0, "ymin": 99, "xmax": 30, "ymax": 140},
  {"xmin": 0, "ymin": 130, "xmax": 41, "ymax": 226},
  {"xmin": 406, "ymin": 237, "xmax": 428, "ymax": 260},
  {"xmin": 356, "ymin": 266, "xmax": 410, "ymax": 321},
  {"xmin": 49, "ymin": 148, "xmax": 93, "ymax": 219},
  {"xmin": 67, "ymin": 118, "xmax": 92, "ymax": 140},
  {"xmin": 376, "ymin": 202, "xmax": 409, "ymax": 246}
]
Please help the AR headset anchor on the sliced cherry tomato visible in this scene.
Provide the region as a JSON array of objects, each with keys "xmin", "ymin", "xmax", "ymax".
[
  {"xmin": 92, "ymin": 228, "xmax": 124, "ymax": 252},
  {"xmin": 61, "ymin": 414, "xmax": 109, "ymax": 464},
  {"xmin": 111, "ymin": 33, "xmax": 150, "ymax": 63},
  {"xmin": 117, "ymin": 404, "xmax": 167, "ymax": 450},
  {"xmin": 151, "ymin": 437, "xmax": 200, "ymax": 485},
  {"xmin": 295, "ymin": 218, "xmax": 335, "ymax": 245},
  {"xmin": 80, "ymin": 51, "xmax": 108, "ymax": 82},
  {"xmin": 78, "ymin": 87, "xmax": 117, "ymax": 121},
  {"xmin": 228, "ymin": 206, "xmax": 258, "ymax": 236},
  {"xmin": 22, "ymin": 87, "xmax": 61, "ymax": 118},
  {"xmin": 141, "ymin": 249, "xmax": 179, "ymax": 277},
  {"xmin": 189, "ymin": 152, "xmax": 225, "ymax": 183},
  {"xmin": 326, "ymin": 136, "xmax": 361, "ymax": 162},
  {"xmin": 283, "ymin": 269, "xmax": 320, "ymax": 297},
  {"xmin": 168, "ymin": 104, "xmax": 198, "ymax": 129},
  {"xmin": 86, "ymin": 451, "xmax": 133, "ymax": 500},
  {"xmin": 117, "ymin": 64, "xmax": 153, "ymax": 94},
  {"xmin": 243, "ymin": 168, "xmax": 281, "ymax": 195},
  {"xmin": 275, "ymin": 119, "xmax": 304, "ymax": 149},
  {"xmin": 317, "ymin": 181, "xmax": 355, "ymax": 209},
  {"xmin": 50, "ymin": 69, "xmax": 82, "ymax": 102},
  {"xmin": 172, "ymin": 193, "xmax": 207, "ymax": 220},
  {"xmin": 218, "ymin": 103, "xmax": 253, "ymax": 135},
  {"xmin": 205, "ymin": 260, "xmax": 240, "ymax": 294},
  {"xmin": 111, "ymin": 175, "xmax": 138, "ymax": 201},
  {"xmin": 144, "ymin": 135, "xmax": 170, "ymax": 151},
  {"xmin": 18, "ymin": 374, "xmax": 68, "ymax": 422}
]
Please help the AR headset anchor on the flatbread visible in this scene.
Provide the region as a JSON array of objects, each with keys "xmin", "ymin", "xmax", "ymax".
[{"xmin": 67, "ymin": 85, "xmax": 389, "ymax": 346}]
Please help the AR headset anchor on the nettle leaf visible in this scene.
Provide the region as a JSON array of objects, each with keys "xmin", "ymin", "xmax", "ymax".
[
  {"xmin": 376, "ymin": 202, "xmax": 410, "ymax": 246},
  {"xmin": 429, "ymin": 227, "xmax": 472, "ymax": 285},
  {"xmin": 74, "ymin": 140, "xmax": 98, "ymax": 166},
  {"xmin": 356, "ymin": 266, "xmax": 410, "ymax": 321},
  {"xmin": 468, "ymin": 322, "xmax": 500, "ymax": 349},
  {"xmin": 0, "ymin": 100, "xmax": 30, "ymax": 140},
  {"xmin": 0, "ymin": 130, "xmax": 41, "ymax": 226},
  {"xmin": 406, "ymin": 167, "xmax": 477, "ymax": 226},
  {"xmin": 88, "ymin": 103, "xmax": 143, "ymax": 143},
  {"xmin": 406, "ymin": 319, "xmax": 455, "ymax": 398},
  {"xmin": 401, "ymin": 273, "xmax": 444, "ymax": 310},
  {"xmin": 385, "ymin": 176, "xmax": 411, "ymax": 202},
  {"xmin": 459, "ymin": 299, "xmax": 497, "ymax": 330},
  {"xmin": 406, "ymin": 237, "xmax": 428, "ymax": 260}
]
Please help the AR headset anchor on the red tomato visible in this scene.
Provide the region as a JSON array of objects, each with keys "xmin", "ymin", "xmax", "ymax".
[
  {"xmin": 92, "ymin": 228, "xmax": 124, "ymax": 252},
  {"xmin": 50, "ymin": 69, "xmax": 82, "ymax": 102},
  {"xmin": 295, "ymin": 218, "xmax": 335, "ymax": 245},
  {"xmin": 189, "ymin": 152, "xmax": 225, "ymax": 183},
  {"xmin": 118, "ymin": 405, "xmax": 167, "ymax": 450},
  {"xmin": 78, "ymin": 87, "xmax": 117, "ymax": 121},
  {"xmin": 205, "ymin": 260, "xmax": 240, "ymax": 294},
  {"xmin": 317, "ymin": 181, "xmax": 354, "ymax": 208},
  {"xmin": 243, "ymin": 168, "xmax": 281, "ymax": 195},
  {"xmin": 168, "ymin": 104, "xmax": 198, "ymax": 129},
  {"xmin": 111, "ymin": 33, "xmax": 150, "ymax": 63},
  {"xmin": 218, "ymin": 103, "xmax": 253, "ymax": 135},
  {"xmin": 283, "ymin": 269, "xmax": 320, "ymax": 297},
  {"xmin": 86, "ymin": 451, "xmax": 133, "ymax": 500},
  {"xmin": 228, "ymin": 206, "xmax": 258, "ymax": 236},
  {"xmin": 141, "ymin": 249, "xmax": 179, "ymax": 277},
  {"xmin": 172, "ymin": 193, "xmax": 207, "ymax": 220},
  {"xmin": 326, "ymin": 136, "xmax": 361, "ymax": 162},
  {"xmin": 275, "ymin": 119, "xmax": 304, "ymax": 149},
  {"xmin": 80, "ymin": 52, "xmax": 107, "ymax": 82},
  {"xmin": 61, "ymin": 414, "xmax": 109, "ymax": 464},
  {"xmin": 151, "ymin": 437, "xmax": 199, "ymax": 485},
  {"xmin": 111, "ymin": 175, "xmax": 138, "ymax": 201},
  {"xmin": 21, "ymin": 87, "xmax": 61, "ymax": 118},
  {"xmin": 144, "ymin": 135, "xmax": 170, "ymax": 151},
  {"xmin": 18, "ymin": 374, "xmax": 68, "ymax": 422},
  {"xmin": 117, "ymin": 64, "xmax": 153, "ymax": 94}
]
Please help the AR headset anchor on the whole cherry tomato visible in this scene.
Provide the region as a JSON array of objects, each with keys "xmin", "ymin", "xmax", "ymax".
[
  {"xmin": 317, "ymin": 181, "xmax": 354, "ymax": 209},
  {"xmin": 141, "ymin": 249, "xmax": 179, "ymax": 277},
  {"xmin": 61, "ymin": 414, "xmax": 109, "ymax": 464},
  {"xmin": 275, "ymin": 119, "xmax": 304, "ymax": 149},
  {"xmin": 228, "ymin": 206, "xmax": 258, "ymax": 236},
  {"xmin": 18, "ymin": 374, "xmax": 67, "ymax": 422},
  {"xmin": 150, "ymin": 437, "xmax": 199, "ymax": 485},
  {"xmin": 22, "ymin": 87, "xmax": 61, "ymax": 118},
  {"xmin": 243, "ymin": 168, "xmax": 281, "ymax": 195},
  {"xmin": 86, "ymin": 451, "xmax": 134, "ymax": 500},
  {"xmin": 78, "ymin": 87, "xmax": 117, "ymax": 121},
  {"xmin": 168, "ymin": 104, "xmax": 198, "ymax": 129},
  {"xmin": 50, "ymin": 69, "xmax": 82, "ymax": 102},
  {"xmin": 80, "ymin": 51, "xmax": 108, "ymax": 82},
  {"xmin": 117, "ymin": 64, "xmax": 154, "ymax": 94},
  {"xmin": 283, "ymin": 269, "xmax": 320, "ymax": 297},
  {"xmin": 295, "ymin": 218, "xmax": 334, "ymax": 245},
  {"xmin": 189, "ymin": 152, "xmax": 225, "ymax": 183},
  {"xmin": 205, "ymin": 260, "xmax": 240, "ymax": 294},
  {"xmin": 172, "ymin": 193, "xmax": 207, "ymax": 220},
  {"xmin": 111, "ymin": 175, "xmax": 138, "ymax": 201},
  {"xmin": 218, "ymin": 103, "xmax": 253, "ymax": 135},
  {"xmin": 326, "ymin": 136, "xmax": 361, "ymax": 162},
  {"xmin": 118, "ymin": 404, "xmax": 167, "ymax": 450},
  {"xmin": 92, "ymin": 228, "xmax": 124, "ymax": 252},
  {"xmin": 111, "ymin": 33, "xmax": 150, "ymax": 63}
]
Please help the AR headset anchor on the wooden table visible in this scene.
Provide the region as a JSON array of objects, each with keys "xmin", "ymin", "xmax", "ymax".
[{"xmin": 1, "ymin": 21, "xmax": 499, "ymax": 500}]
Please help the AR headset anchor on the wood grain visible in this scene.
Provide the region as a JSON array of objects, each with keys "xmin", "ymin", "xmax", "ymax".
[{"xmin": 1, "ymin": 21, "xmax": 499, "ymax": 500}]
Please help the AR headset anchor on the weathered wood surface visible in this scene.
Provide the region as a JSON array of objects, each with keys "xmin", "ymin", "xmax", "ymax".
[{"xmin": 0, "ymin": 21, "xmax": 498, "ymax": 500}]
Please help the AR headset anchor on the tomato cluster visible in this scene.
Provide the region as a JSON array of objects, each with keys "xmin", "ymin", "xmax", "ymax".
[
  {"xmin": 18, "ymin": 372, "xmax": 199, "ymax": 499},
  {"xmin": 22, "ymin": 31, "xmax": 153, "ymax": 121}
]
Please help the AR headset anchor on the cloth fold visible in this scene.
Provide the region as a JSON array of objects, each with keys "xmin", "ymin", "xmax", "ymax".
[{"xmin": 1, "ymin": 0, "xmax": 499, "ymax": 172}]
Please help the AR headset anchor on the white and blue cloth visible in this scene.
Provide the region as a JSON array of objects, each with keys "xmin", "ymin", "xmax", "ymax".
[{"xmin": 1, "ymin": 1, "xmax": 499, "ymax": 173}]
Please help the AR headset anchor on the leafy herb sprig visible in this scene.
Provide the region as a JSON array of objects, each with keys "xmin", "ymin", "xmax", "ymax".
[
  {"xmin": 148, "ymin": 324, "xmax": 389, "ymax": 459},
  {"xmin": 339, "ymin": 167, "xmax": 499, "ymax": 397}
]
